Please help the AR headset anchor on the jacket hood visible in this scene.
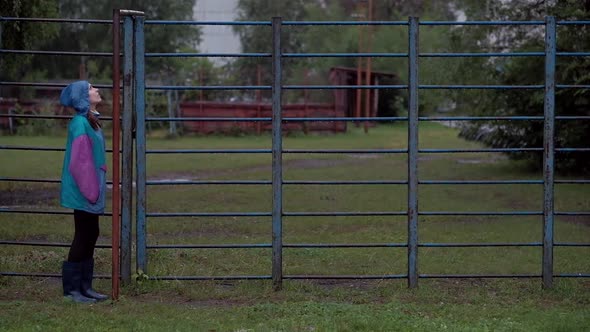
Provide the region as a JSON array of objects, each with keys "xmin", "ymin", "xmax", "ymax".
[{"xmin": 60, "ymin": 80, "xmax": 90, "ymax": 115}]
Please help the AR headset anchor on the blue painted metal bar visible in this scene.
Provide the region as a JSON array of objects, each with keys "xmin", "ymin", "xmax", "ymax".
[
  {"xmin": 0, "ymin": 241, "xmax": 111, "ymax": 248},
  {"xmin": 134, "ymin": 16, "xmax": 148, "ymax": 276},
  {"xmin": 419, "ymin": 148, "xmax": 543, "ymax": 153},
  {"xmin": 0, "ymin": 114, "xmax": 114, "ymax": 120},
  {"xmin": 419, "ymin": 211, "xmax": 542, "ymax": 216},
  {"xmin": 285, "ymin": 85, "xmax": 407, "ymax": 89},
  {"xmin": 0, "ymin": 50, "xmax": 112, "ymax": 56},
  {"xmin": 556, "ymin": 148, "xmax": 590, "ymax": 152},
  {"xmin": 557, "ymin": 21, "xmax": 590, "ymax": 25},
  {"xmin": 407, "ymin": 16, "xmax": 420, "ymax": 289},
  {"xmin": 147, "ymin": 180, "xmax": 272, "ymax": 185},
  {"xmin": 556, "ymin": 52, "xmax": 590, "ymax": 56},
  {"xmin": 284, "ymin": 212, "xmax": 407, "ymax": 216},
  {"xmin": 0, "ymin": 82, "xmax": 113, "ymax": 89},
  {"xmin": 419, "ymin": 242, "xmax": 542, "ymax": 247},
  {"xmin": 555, "ymin": 212, "xmax": 590, "ymax": 216},
  {"xmin": 418, "ymin": 85, "xmax": 544, "ymax": 89},
  {"xmin": 141, "ymin": 116, "xmax": 590, "ymax": 122},
  {"xmin": 146, "ymin": 85, "xmax": 271, "ymax": 90},
  {"xmin": 0, "ymin": 177, "xmax": 117, "ymax": 185},
  {"xmin": 0, "ymin": 208, "xmax": 112, "ymax": 216},
  {"xmin": 146, "ymin": 149, "xmax": 270, "ymax": 154},
  {"xmin": 420, "ymin": 274, "xmax": 541, "ymax": 278},
  {"xmin": 0, "ymin": 146, "xmax": 64, "ymax": 151},
  {"xmin": 555, "ymin": 180, "xmax": 590, "ymax": 184},
  {"xmin": 284, "ymin": 52, "xmax": 407, "ymax": 58},
  {"xmin": 556, "ymin": 84, "xmax": 590, "ymax": 88},
  {"xmin": 0, "ymin": 17, "xmax": 111, "ymax": 24},
  {"xmin": 0, "ymin": 272, "xmax": 110, "ymax": 279},
  {"xmin": 284, "ymin": 275, "xmax": 408, "ymax": 279},
  {"xmin": 421, "ymin": 21, "xmax": 544, "ymax": 25},
  {"xmin": 284, "ymin": 180, "xmax": 408, "ymax": 185},
  {"xmin": 146, "ymin": 52, "xmax": 270, "ymax": 58},
  {"xmin": 284, "ymin": 21, "xmax": 407, "ymax": 26},
  {"xmin": 542, "ymin": 16, "xmax": 556, "ymax": 289},
  {"xmin": 284, "ymin": 149, "xmax": 407, "ymax": 153},
  {"xmin": 145, "ymin": 20, "xmax": 270, "ymax": 26},
  {"xmin": 149, "ymin": 276, "xmax": 272, "ymax": 280},
  {"xmin": 271, "ymin": 17, "xmax": 284, "ymax": 291},
  {"xmin": 555, "ymin": 243, "xmax": 590, "ymax": 247},
  {"xmin": 147, "ymin": 212, "xmax": 271, "ymax": 217},
  {"xmin": 120, "ymin": 15, "xmax": 134, "ymax": 283},
  {"xmin": 420, "ymin": 180, "xmax": 543, "ymax": 185}
]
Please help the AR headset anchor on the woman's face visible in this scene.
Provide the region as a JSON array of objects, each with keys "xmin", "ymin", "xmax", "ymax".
[{"xmin": 89, "ymin": 84, "xmax": 102, "ymax": 105}]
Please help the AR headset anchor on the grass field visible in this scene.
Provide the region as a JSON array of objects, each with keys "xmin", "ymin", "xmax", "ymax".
[{"xmin": 1, "ymin": 123, "xmax": 589, "ymax": 331}]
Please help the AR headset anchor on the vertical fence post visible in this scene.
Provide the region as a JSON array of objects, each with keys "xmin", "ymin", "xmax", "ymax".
[
  {"xmin": 134, "ymin": 15, "xmax": 147, "ymax": 275},
  {"xmin": 271, "ymin": 16, "xmax": 283, "ymax": 291},
  {"xmin": 407, "ymin": 16, "xmax": 420, "ymax": 288},
  {"xmin": 111, "ymin": 9, "xmax": 121, "ymax": 300},
  {"xmin": 542, "ymin": 15, "xmax": 556, "ymax": 289},
  {"xmin": 121, "ymin": 15, "xmax": 134, "ymax": 284}
]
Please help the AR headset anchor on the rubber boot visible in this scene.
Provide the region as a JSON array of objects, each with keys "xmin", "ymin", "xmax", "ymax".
[
  {"xmin": 80, "ymin": 258, "xmax": 108, "ymax": 301},
  {"xmin": 62, "ymin": 261, "xmax": 96, "ymax": 303}
]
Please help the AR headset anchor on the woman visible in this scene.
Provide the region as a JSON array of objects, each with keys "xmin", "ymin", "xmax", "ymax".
[{"xmin": 59, "ymin": 81, "xmax": 108, "ymax": 303}]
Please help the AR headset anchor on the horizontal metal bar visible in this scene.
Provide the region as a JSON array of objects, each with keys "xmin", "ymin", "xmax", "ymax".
[
  {"xmin": 555, "ymin": 274, "xmax": 590, "ymax": 278},
  {"xmin": 418, "ymin": 85, "xmax": 544, "ymax": 89},
  {"xmin": 146, "ymin": 149, "xmax": 270, "ymax": 154},
  {"xmin": 420, "ymin": 148, "xmax": 543, "ymax": 153},
  {"xmin": 284, "ymin": 180, "xmax": 408, "ymax": 185},
  {"xmin": 284, "ymin": 149, "xmax": 407, "ymax": 154},
  {"xmin": 554, "ymin": 243, "xmax": 590, "ymax": 247},
  {"xmin": 0, "ymin": 82, "xmax": 113, "ymax": 89},
  {"xmin": 556, "ymin": 148, "xmax": 590, "ymax": 152},
  {"xmin": 0, "ymin": 208, "xmax": 112, "ymax": 216},
  {"xmin": 146, "ymin": 117, "xmax": 271, "ymax": 122},
  {"xmin": 0, "ymin": 114, "xmax": 114, "ymax": 121},
  {"xmin": 419, "ymin": 211, "xmax": 543, "ymax": 216},
  {"xmin": 420, "ymin": 116, "xmax": 544, "ymax": 121},
  {"xmin": 419, "ymin": 242, "xmax": 541, "ymax": 247},
  {"xmin": 555, "ymin": 180, "xmax": 590, "ymax": 184},
  {"xmin": 148, "ymin": 244, "xmax": 271, "ymax": 249},
  {"xmin": 419, "ymin": 274, "xmax": 541, "ymax": 278},
  {"xmin": 146, "ymin": 212, "xmax": 271, "ymax": 217},
  {"xmin": 556, "ymin": 116, "xmax": 590, "ymax": 120},
  {"xmin": 0, "ymin": 17, "xmax": 112, "ymax": 24},
  {"xmin": 556, "ymin": 21, "xmax": 590, "ymax": 25},
  {"xmin": 146, "ymin": 85, "xmax": 271, "ymax": 91},
  {"xmin": 0, "ymin": 241, "xmax": 111, "ymax": 248},
  {"xmin": 146, "ymin": 52, "xmax": 270, "ymax": 58},
  {"xmin": 284, "ymin": 212, "xmax": 407, "ymax": 216},
  {"xmin": 145, "ymin": 20, "xmax": 270, "ymax": 26},
  {"xmin": 145, "ymin": 117, "xmax": 409, "ymax": 122},
  {"xmin": 421, "ymin": 21, "xmax": 544, "ymax": 25},
  {"xmin": 0, "ymin": 146, "xmax": 118, "ymax": 153},
  {"xmin": 557, "ymin": 52, "xmax": 590, "ymax": 57},
  {"xmin": 420, "ymin": 180, "xmax": 543, "ymax": 184},
  {"xmin": 284, "ymin": 85, "xmax": 407, "ymax": 90},
  {"xmin": 0, "ymin": 272, "xmax": 111, "ymax": 279},
  {"xmin": 557, "ymin": 85, "xmax": 590, "ymax": 88},
  {"xmin": 0, "ymin": 177, "xmax": 61, "ymax": 183},
  {"xmin": 421, "ymin": 52, "xmax": 544, "ymax": 57},
  {"xmin": 284, "ymin": 21, "xmax": 408, "ymax": 26},
  {"xmin": 147, "ymin": 180, "xmax": 272, "ymax": 185},
  {"xmin": 283, "ymin": 52, "xmax": 407, "ymax": 58},
  {"xmin": 555, "ymin": 212, "xmax": 590, "ymax": 216},
  {"xmin": 285, "ymin": 275, "xmax": 407, "ymax": 279},
  {"xmin": 149, "ymin": 275, "xmax": 272, "ymax": 280},
  {"xmin": 0, "ymin": 49, "xmax": 112, "ymax": 57}
]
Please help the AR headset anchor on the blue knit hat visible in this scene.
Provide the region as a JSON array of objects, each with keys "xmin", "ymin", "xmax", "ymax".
[{"xmin": 60, "ymin": 80, "xmax": 90, "ymax": 115}]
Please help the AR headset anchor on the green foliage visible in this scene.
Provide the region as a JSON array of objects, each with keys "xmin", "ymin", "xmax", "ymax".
[
  {"xmin": 0, "ymin": 0, "xmax": 59, "ymax": 81},
  {"xmin": 458, "ymin": 0, "xmax": 590, "ymax": 174}
]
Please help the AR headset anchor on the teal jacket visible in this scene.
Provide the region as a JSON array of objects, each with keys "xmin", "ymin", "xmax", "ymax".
[{"xmin": 59, "ymin": 81, "xmax": 107, "ymax": 214}]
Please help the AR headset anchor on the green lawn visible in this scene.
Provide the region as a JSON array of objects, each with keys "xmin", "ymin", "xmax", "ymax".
[{"xmin": 1, "ymin": 123, "xmax": 589, "ymax": 331}]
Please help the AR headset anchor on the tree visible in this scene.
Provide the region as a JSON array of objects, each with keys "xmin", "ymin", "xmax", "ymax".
[{"xmin": 459, "ymin": 0, "xmax": 590, "ymax": 174}]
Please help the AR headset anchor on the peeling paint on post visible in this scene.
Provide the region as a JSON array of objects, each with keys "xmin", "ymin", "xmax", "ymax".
[
  {"xmin": 407, "ymin": 16, "xmax": 419, "ymax": 289},
  {"xmin": 135, "ymin": 15, "xmax": 147, "ymax": 275},
  {"xmin": 542, "ymin": 15, "xmax": 556, "ymax": 289},
  {"xmin": 121, "ymin": 15, "xmax": 134, "ymax": 284},
  {"xmin": 271, "ymin": 17, "xmax": 283, "ymax": 291}
]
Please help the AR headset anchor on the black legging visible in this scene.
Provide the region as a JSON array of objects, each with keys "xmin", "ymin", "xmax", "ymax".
[{"xmin": 68, "ymin": 210, "xmax": 100, "ymax": 262}]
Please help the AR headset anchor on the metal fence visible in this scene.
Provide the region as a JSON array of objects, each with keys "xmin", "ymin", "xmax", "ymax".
[{"xmin": 1, "ymin": 13, "xmax": 589, "ymax": 293}]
